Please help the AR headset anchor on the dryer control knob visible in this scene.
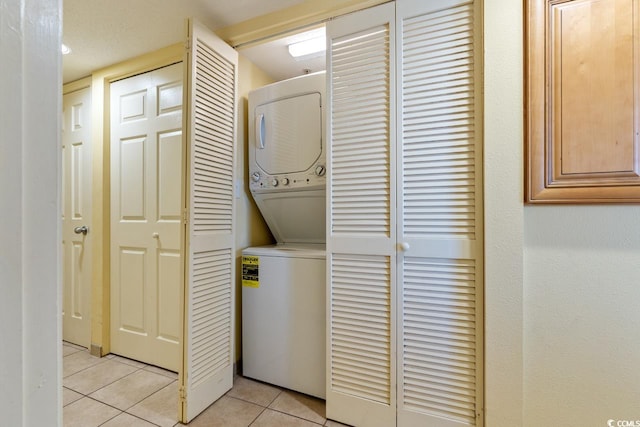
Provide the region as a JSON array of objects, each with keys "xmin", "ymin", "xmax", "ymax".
[
  {"xmin": 315, "ymin": 165, "xmax": 326, "ymax": 176},
  {"xmin": 282, "ymin": 178, "xmax": 290, "ymax": 185},
  {"xmin": 251, "ymin": 172, "xmax": 260, "ymax": 182},
  {"xmin": 271, "ymin": 178, "xmax": 279, "ymax": 187}
]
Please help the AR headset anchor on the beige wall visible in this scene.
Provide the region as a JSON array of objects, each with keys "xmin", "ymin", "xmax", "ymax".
[
  {"xmin": 523, "ymin": 207, "xmax": 640, "ymax": 425},
  {"xmin": 234, "ymin": 53, "xmax": 275, "ymax": 361},
  {"xmin": 483, "ymin": 0, "xmax": 524, "ymax": 425},
  {"xmin": 485, "ymin": 1, "xmax": 640, "ymax": 426}
]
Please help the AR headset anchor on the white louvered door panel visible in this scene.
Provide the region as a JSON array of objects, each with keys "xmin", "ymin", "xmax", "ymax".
[
  {"xmin": 182, "ymin": 19, "xmax": 238, "ymax": 423},
  {"xmin": 326, "ymin": 4, "xmax": 397, "ymax": 427},
  {"xmin": 397, "ymin": 1, "xmax": 483, "ymax": 426}
]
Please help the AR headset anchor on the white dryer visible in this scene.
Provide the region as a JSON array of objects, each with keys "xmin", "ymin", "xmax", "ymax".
[
  {"xmin": 248, "ymin": 71, "xmax": 326, "ymax": 244},
  {"xmin": 242, "ymin": 72, "xmax": 327, "ymax": 398}
]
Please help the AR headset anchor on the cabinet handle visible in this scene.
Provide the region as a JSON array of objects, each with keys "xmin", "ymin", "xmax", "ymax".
[{"xmin": 399, "ymin": 242, "xmax": 410, "ymax": 252}]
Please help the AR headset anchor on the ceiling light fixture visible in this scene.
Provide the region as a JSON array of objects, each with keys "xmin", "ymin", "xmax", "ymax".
[
  {"xmin": 288, "ymin": 32, "xmax": 326, "ymax": 59},
  {"xmin": 61, "ymin": 44, "xmax": 71, "ymax": 55}
]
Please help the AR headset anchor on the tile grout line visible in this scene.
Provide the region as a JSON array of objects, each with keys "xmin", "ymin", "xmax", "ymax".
[
  {"xmin": 141, "ymin": 365, "xmax": 180, "ymax": 380},
  {"xmin": 67, "ymin": 350, "xmax": 327, "ymax": 427},
  {"xmin": 64, "ymin": 360, "xmax": 149, "ymax": 396},
  {"xmin": 63, "ymin": 385, "xmax": 171, "ymax": 426},
  {"xmin": 68, "ymin": 395, "xmax": 125, "ymax": 427},
  {"xmin": 122, "ymin": 379, "xmax": 178, "ymax": 417},
  {"xmin": 82, "ymin": 395, "xmax": 127, "ymax": 413},
  {"xmin": 268, "ymin": 407, "xmax": 326, "ymax": 426},
  {"xmin": 93, "ymin": 409, "xmax": 124, "ymax": 427},
  {"xmin": 81, "ymin": 394, "xmax": 162, "ymax": 426},
  {"xmin": 62, "ymin": 345, "xmax": 177, "ymax": 427},
  {"xmin": 68, "ymin": 367, "xmax": 168, "ymax": 411},
  {"xmin": 97, "ymin": 409, "xmax": 164, "ymax": 427},
  {"xmin": 224, "ymin": 394, "xmax": 272, "ymax": 410},
  {"xmin": 247, "ymin": 406, "xmax": 326, "ymax": 426},
  {"xmin": 265, "ymin": 390, "xmax": 327, "ymax": 425},
  {"xmin": 247, "ymin": 405, "xmax": 267, "ymax": 427},
  {"xmin": 227, "ymin": 387, "xmax": 326, "ymax": 427},
  {"xmin": 62, "ymin": 356, "xmax": 110, "ymax": 379},
  {"xmin": 223, "ymin": 388, "xmax": 283, "ymax": 409},
  {"xmin": 98, "ymin": 378, "xmax": 171, "ymax": 415},
  {"xmin": 66, "ymin": 379, "xmax": 174, "ymax": 427},
  {"xmin": 222, "ymin": 387, "xmax": 282, "ymax": 427},
  {"xmin": 266, "ymin": 388, "xmax": 283, "ymax": 407}
]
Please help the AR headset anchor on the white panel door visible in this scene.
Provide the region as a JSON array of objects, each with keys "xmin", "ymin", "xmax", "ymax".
[
  {"xmin": 326, "ymin": 4, "xmax": 397, "ymax": 427},
  {"xmin": 110, "ymin": 62, "xmax": 184, "ymax": 371},
  {"xmin": 181, "ymin": 19, "xmax": 238, "ymax": 423},
  {"xmin": 396, "ymin": 1, "xmax": 483, "ymax": 425},
  {"xmin": 62, "ymin": 86, "xmax": 92, "ymax": 348}
]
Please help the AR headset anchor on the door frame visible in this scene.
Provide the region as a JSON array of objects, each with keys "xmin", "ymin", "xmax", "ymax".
[{"xmin": 63, "ymin": 77, "xmax": 91, "ymax": 97}]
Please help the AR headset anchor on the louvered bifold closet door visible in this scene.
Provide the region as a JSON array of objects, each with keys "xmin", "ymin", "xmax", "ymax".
[
  {"xmin": 326, "ymin": 3, "xmax": 397, "ymax": 427},
  {"xmin": 396, "ymin": 1, "xmax": 483, "ymax": 426},
  {"xmin": 181, "ymin": 19, "xmax": 238, "ymax": 423}
]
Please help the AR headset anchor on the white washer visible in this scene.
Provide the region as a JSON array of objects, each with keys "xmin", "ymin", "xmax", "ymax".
[{"xmin": 242, "ymin": 244, "xmax": 326, "ymax": 399}]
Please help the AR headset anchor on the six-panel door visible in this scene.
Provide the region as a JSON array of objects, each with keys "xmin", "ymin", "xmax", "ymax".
[{"xmin": 110, "ymin": 63, "xmax": 184, "ymax": 371}]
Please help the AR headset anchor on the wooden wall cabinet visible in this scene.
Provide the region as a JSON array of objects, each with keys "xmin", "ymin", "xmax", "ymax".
[{"xmin": 526, "ymin": 0, "xmax": 640, "ymax": 203}]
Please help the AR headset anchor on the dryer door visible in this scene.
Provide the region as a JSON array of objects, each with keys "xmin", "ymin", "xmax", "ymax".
[{"xmin": 254, "ymin": 92, "xmax": 322, "ymax": 175}]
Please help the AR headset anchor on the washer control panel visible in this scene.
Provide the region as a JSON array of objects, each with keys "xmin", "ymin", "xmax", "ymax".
[{"xmin": 250, "ymin": 164, "xmax": 326, "ymax": 192}]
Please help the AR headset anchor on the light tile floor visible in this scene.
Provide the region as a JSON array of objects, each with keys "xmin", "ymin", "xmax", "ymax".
[{"xmin": 62, "ymin": 341, "xmax": 349, "ymax": 427}]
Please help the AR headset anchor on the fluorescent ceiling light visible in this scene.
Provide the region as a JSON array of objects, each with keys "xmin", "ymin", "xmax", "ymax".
[
  {"xmin": 288, "ymin": 28, "xmax": 326, "ymax": 58},
  {"xmin": 61, "ymin": 44, "xmax": 71, "ymax": 55}
]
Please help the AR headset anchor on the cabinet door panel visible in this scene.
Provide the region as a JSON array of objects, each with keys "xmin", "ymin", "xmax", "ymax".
[
  {"xmin": 526, "ymin": 0, "xmax": 640, "ymax": 202},
  {"xmin": 554, "ymin": 0, "xmax": 635, "ymax": 176}
]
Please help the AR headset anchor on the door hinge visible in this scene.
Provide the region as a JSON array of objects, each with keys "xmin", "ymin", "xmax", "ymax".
[
  {"xmin": 183, "ymin": 209, "xmax": 189, "ymax": 225},
  {"xmin": 185, "ymin": 37, "xmax": 191, "ymax": 51},
  {"xmin": 179, "ymin": 385, "xmax": 187, "ymax": 402}
]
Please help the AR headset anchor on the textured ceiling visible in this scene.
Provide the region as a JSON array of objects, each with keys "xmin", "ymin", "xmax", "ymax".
[
  {"xmin": 62, "ymin": 0, "xmax": 310, "ymax": 83},
  {"xmin": 238, "ymin": 26, "xmax": 326, "ymax": 81}
]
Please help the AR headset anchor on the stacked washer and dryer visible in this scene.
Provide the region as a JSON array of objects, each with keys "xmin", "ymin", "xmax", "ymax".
[{"xmin": 241, "ymin": 72, "xmax": 326, "ymax": 399}]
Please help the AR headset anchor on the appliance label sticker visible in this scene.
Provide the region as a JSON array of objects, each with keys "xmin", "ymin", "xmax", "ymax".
[{"xmin": 242, "ymin": 256, "xmax": 259, "ymax": 288}]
